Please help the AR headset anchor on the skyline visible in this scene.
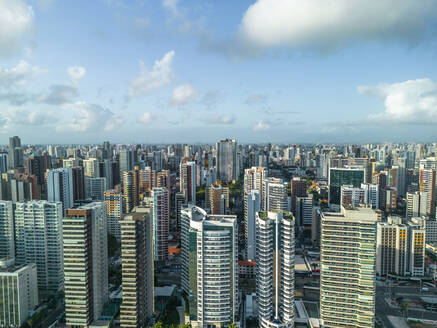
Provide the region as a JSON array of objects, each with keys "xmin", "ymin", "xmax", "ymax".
[{"xmin": 1, "ymin": 0, "xmax": 437, "ymax": 143}]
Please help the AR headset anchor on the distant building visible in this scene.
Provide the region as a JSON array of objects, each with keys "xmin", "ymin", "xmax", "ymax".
[
  {"xmin": 216, "ymin": 139, "xmax": 238, "ymax": 183},
  {"xmin": 244, "ymin": 190, "xmax": 260, "ymax": 260},
  {"xmin": 47, "ymin": 167, "xmax": 74, "ymax": 212},
  {"xmin": 104, "ymin": 189, "xmax": 123, "ymax": 240}
]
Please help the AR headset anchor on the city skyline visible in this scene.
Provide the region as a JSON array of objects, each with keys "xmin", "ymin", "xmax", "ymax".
[{"xmin": 1, "ymin": 0, "xmax": 437, "ymax": 143}]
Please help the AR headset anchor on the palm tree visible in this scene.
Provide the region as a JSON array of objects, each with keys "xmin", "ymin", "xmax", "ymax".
[{"xmin": 400, "ymin": 301, "xmax": 409, "ymax": 318}]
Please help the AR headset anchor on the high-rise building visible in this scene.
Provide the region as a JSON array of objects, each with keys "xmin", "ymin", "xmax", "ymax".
[
  {"xmin": 262, "ymin": 177, "xmax": 289, "ymax": 212},
  {"xmin": 256, "ymin": 211, "xmax": 295, "ymax": 328},
  {"xmin": 296, "ymin": 194, "xmax": 313, "ymax": 228},
  {"xmin": 181, "ymin": 206, "xmax": 239, "ymax": 327},
  {"xmin": 216, "ymin": 139, "xmax": 237, "ymax": 183},
  {"xmin": 150, "ymin": 187, "xmax": 169, "ymax": 261},
  {"xmin": 8, "ymin": 136, "xmax": 24, "ymax": 169},
  {"xmin": 63, "ymin": 203, "xmax": 108, "ymax": 327},
  {"xmin": 328, "ymin": 166, "xmax": 365, "ymax": 207},
  {"xmin": 102, "ymin": 159, "xmax": 113, "ymax": 189},
  {"xmin": 120, "ymin": 207, "xmax": 154, "ymax": 327},
  {"xmin": 83, "ymin": 158, "xmax": 100, "ymax": 178},
  {"xmin": 0, "ymin": 153, "xmax": 8, "ymax": 173},
  {"xmin": 376, "ymin": 216, "xmax": 408, "ymax": 276},
  {"xmin": 85, "ymin": 176, "xmax": 107, "ymax": 201},
  {"xmin": 209, "ymin": 183, "xmax": 229, "ymax": 215},
  {"xmin": 180, "ymin": 160, "xmax": 197, "ymax": 204},
  {"xmin": 102, "ymin": 141, "xmax": 112, "ymax": 160},
  {"xmin": 406, "ymin": 192, "xmax": 428, "ymax": 219},
  {"xmin": 244, "ymin": 190, "xmax": 260, "ymax": 260},
  {"xmin": 72, "ymin": 166, "xmax": 86, "ymax": 202},
  {"xmin": 47, "ymin": 167, "xmax": 74, "ymax": 212},
  {"xmin": 340, "ymin": 185, "xmax": 365, "ymax": 207},
  {"xmin": 14, "ymin": 201, "xmax": 64, "ymax": 291},
  {"xmin": 0, "ymin": 260, "xmax": 38, "ymax": 327},
  {"xmin": 419, "ymin": 168, "xmax": 436, "ymax": 217},
  {"xmin": 119, "ymin": 149, "xmax": 134, "ymax": 181},
  {"xmin": 407, "ymin": 217, "xmax": 426, "ymax": 276},
  {"xmin": 320, "ymin": 206, "xmax": 377, "ymax": 328},
  {"xmin": 0, "ymin": 201, "xmax": 14, "ymax": 260},
  {"xmin": 361, "ymin": 183, "xmax": 379, "ymax": 209},
  {"xmin": 290, "ymin": 177, "xmax": 307, "ymax": 215},
  {"xmin": 104, "ymin": 189, "xmax": 123, "ymax": 240},
  {"xmin": 123, "ymin": 169, "xmax": 140, "ymax": 213},
  {"xmin": 244, "ymin": 166, "xmax": 266, "ymax": 196}
]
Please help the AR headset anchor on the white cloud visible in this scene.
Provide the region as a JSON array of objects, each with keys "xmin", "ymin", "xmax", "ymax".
[
  {"xmin": 0, "ymin": 0, "xmax": 34, "ymax": 57},
  {"xmin": 162, "ymin": 0, "xmax": 193, "ymax": 34},
  {"xmin": 128, "ymin": 51, "xmax": 175, "ymax": 98},
  {"xmin": 39, "ymin": 84, "xmax": 79, "ymax": 104},
  {"xmin": 58, "ymin": 102, "xmax": 121, "ymax": 132},
  {"xmin": 171, "ymin": 84, "xmax": 196, "ymax": 106},
  {"xmin": 358, "ymin": 78, "xmax": 437, "ymax": 124},
  {"xmin": 253, "ymin": 120, "xmax": 271, "ymax": 131},
  {"xmin": 0, "ymin": 108, "xmax": 57, "ymax": 130},
  {"xmin": 245, "ymin": 93, "xmax": 268, "ymax": 105},
  {"xmin": 138, "ymin": 112, "xmax": 156, "ymax": 125},
  {"xmin": 68, "ymin": 66, "xmax": 86, "ymax": 80},
  {"xmin": 0, "ymin": 60, "xmax": 45, "ymax": 88},
  {"xmin": 238, "ymin": 0, "xmax": 437, "ymax": 51}
]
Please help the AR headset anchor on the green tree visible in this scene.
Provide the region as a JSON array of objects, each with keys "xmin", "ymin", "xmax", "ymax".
[{"xmin": 154, "ymin": 322, "xmax": 164, "ymax": 328}]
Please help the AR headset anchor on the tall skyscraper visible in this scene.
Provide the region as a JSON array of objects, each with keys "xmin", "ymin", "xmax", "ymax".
[
  {"xmin": 0, "ymin": 153, "xmax": 8, "ymax": 173},
  {"xmin": 262, "ymin": 177, "xmax": 289, "ymax": 212},
  {"xmin": 63, "ymin": 203, "xmax": 108, "ymax": 327},
  {"xmin": 290, "ymin": 177, "xmax": 307, "ymax": 215},
  {"xmin": 181, "ymin": 206, "xmax": 239, "ymax": 326},
  {"xmin": 102, "ymin": 159, "xmax": 113, "ymax": 189},
  {"xmin": 104, "ymin": 189, "xmax": 123, "ymax": 240},
  {"xmin": 14, "ymin": 201, "xmax": 64, "ymax": 291},
  {"xmin": 120, "ymin": 207, "xmax": 154, "ymax": 327},
  {"xmin": 244, "ymin": 166, "xmax": 266, "ymax": 196},
  {"xmin": 0, "ymin": 260, "xmax": 38, "ymax": 327},
  {"xmin": 72, "ymin": 166, "xmax": 86, "ymax": 202},
  {"xmin": 216, "ymin": 139, "xmax": 237, "ymax": 183},
  {"xmin": 119, "ymin": 149, "xmax": 134, "ymax": 180},
  {"xmin": 123, "ymin": 169, "xmax": 140, "ymax": 213},
  {"xmin": 256, "ymin": 211, "xmax": 295, "ymax": 328},
  {"xmin": 244, "ymin": 189, "xmax": 260, "ymax": 260},
  {"xmin": 180, "ymin": 160, "xmax": 197, "ymax": 204},
  {"xmin": 150, "ymin": 187, "xmax": 169, "ymax": 261},
  {"xmin": 209, "ymin": 183, "xmax": 229, "ymax": 215},
  {"xmin": 47, "ymin": 167, "xmax": 74, "ymax": 212},
  {"xmin": 320, "ymin": 206, "xmax": 377, "ymax": 328},
  {"xmin": 419, "ymin": 168, "xmax": 436, "ymax": 217},
  {"xmin": 0, "ymin": 201, "xmax": 14, "ymax": 260},
  {"xmin": 8, "ymin": 136, "xmax": 24, "ymax": 169}
]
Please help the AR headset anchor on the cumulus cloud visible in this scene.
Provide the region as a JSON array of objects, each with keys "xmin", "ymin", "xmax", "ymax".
[
  {"xmin": 0, "ymin": 0, "xmax": 34, "ymax": 57},
  {"xmin": 138, "ymin": 112, "xmax": 156, "ymax": 125},
  {"xmin": 127, "ymin": 51, "xmax": 175, "ymax": 98},
  {"xmin": 0, "ymin": 60, "xmax": 45, "ymax": 88},
  {"xmin": 68, "ymin": 66, "xmax": 86, "ymax": 80},
  {"xmin": 171, "ymin": 84, "xmax": 196, "ymax": 106},
  {"xmin": 253, "ymin": 120, "xmax": 271, "ymax": 131},
  {"xmin": 237, "ymin": 0, "xmax": 437, "ymax": 52},
  {"xmin": 358, "ymin": 78, "xmax": 437, "ymax": 124},
  {"xmin": 58, "ymin": 102, "xmax": 122, "ymax": 132},
  {"xmin": 39, "ymin": 84, "xmax": 79, "ymax": 105},
  {"xmin": 0, "ymin": 108, "xmax": 57, "ymax": 130}
]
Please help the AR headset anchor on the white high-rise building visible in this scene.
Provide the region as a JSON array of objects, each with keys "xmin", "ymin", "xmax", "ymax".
[
  {"xmin": 406, "ymin": 192, "xmax": 428, "ymax": 219},
  {"xmin": 244, "ymin": 166, "xmax": 266, "ymax": 196},
  {"xmin": 14, "ymin": 201, "xmax": 64, "ymax": 291},
  {"xmin": 0, "ymin": 260, "xmax": 38, "ymax": 327},
  {"xmin": 340, "ymin": 185, "xmax": 365, "ymax": 207},
  {"xmin": 0, "ymin": 201, "xmax": 14, "ymax": 260},
  {"xmin": 361, "ymin": 183, "xmax": 379, "ymax": 209},
  {"xmin": 262, "ymin": 177, "xmax": 289, "ymax": 212},
  {"xmin": 244, "ymin": 190, "xmax": 260, "ymax": 260},
  {"xmin": 47, "ymin": 167, "xmax": 74, "ymax": 212},
  {"xmin": 181, "ymin": 206, "xmax": 239, "ymax": 327},
  {"xmin": 63, "ymin": 202, "xmax": 108, "ymax": 326},
  {"xmin": 83, "ymin": 158, "xmax": 100, "ymax": 178},
  {"xmin": 256, "ymin": 211, "xmax": 295, "ymax": 328},
  {"xmin": 320, "ymin": 206, "xmax": 377, "ymax": 328}
]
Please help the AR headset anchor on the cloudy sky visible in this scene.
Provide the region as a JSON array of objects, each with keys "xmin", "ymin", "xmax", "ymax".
[{"xmin": 1, "ymin": 0, "xmax": 437, "ymax": 144}]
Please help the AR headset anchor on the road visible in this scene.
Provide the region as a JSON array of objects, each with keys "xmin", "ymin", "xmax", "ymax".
[{"xmin": 375, "ymin": 282, "xmax": 437, "ymax": 328}]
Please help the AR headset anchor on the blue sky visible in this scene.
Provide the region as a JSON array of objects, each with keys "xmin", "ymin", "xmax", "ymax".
[{"xmin": 1, "ymin": 0, "xmax": 437, "ymax": 144}]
